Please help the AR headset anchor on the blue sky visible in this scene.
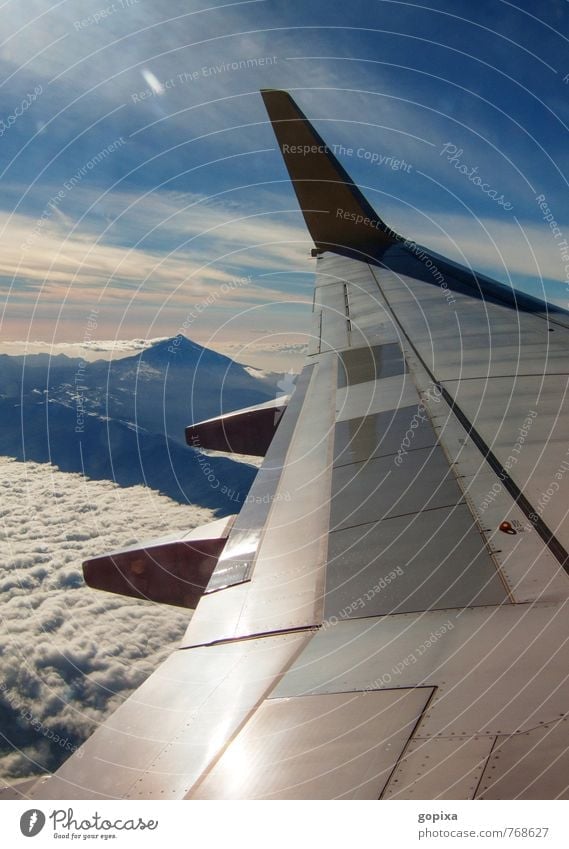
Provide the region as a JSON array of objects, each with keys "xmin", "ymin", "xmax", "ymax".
[{"xmin": 1, "ymin": 0, "xmax": 568, "ymax": 369}]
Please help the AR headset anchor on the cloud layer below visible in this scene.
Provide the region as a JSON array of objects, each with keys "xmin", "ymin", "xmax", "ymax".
[{"xmin": 0, "ymin": 456, "xmax": 214, "ymax": 780}]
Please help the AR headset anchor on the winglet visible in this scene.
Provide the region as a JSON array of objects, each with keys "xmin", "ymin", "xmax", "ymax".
[{"xmin": 261, "ymin": 89, "xmax": 400, "ymax": 256}]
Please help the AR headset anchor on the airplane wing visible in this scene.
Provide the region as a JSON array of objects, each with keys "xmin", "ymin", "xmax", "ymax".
[{"xmin": 26, "ymin": 90, "xmax": 569, "ymax": 800}]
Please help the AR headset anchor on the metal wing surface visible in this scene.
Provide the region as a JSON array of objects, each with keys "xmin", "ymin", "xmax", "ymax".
[{"xmin": 25, "ymin": 90, "xmax": 569, "ymax": 801}]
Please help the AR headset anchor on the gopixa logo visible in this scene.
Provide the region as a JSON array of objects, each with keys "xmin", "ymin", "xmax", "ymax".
[{"xmin": 19, "ymin": 809, "xmax": 46, "ymax": 837}]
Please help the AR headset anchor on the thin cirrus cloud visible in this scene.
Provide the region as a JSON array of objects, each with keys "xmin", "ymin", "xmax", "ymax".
[
  {"xmin": 0, "ymin": 186, "xmax": 313, "ymax": 331},
  {"xmin": 2, "ymin": 184, "xmax": 567, "ymax": 345}
]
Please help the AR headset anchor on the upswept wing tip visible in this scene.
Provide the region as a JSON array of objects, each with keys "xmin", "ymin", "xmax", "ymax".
[{"xmin": 261, "ymin": 88, "xmax": 400, "ymax": 257}]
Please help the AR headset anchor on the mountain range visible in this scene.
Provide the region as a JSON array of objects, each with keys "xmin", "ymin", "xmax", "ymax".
[{"xmin": 0, "ymin": 337, "xmax": 282, "ymax": 511}]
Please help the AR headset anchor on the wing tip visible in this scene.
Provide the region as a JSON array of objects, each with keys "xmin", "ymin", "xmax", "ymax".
[{"xmin": 261, "ymin": 89, "xmax": 400, "ymax": 256}]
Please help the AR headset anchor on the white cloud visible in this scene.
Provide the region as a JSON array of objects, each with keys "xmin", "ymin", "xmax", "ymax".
[
  {"xmin": 217, "ymin": 337, "xmax": 309, "ymax": 372},
  {"xmin": 0, "ymin": 338, "xmax": 168, "ymax": 360},
  {"xmin": 0, "ymin": 456, "xmax": 216, "ymax": 779}
]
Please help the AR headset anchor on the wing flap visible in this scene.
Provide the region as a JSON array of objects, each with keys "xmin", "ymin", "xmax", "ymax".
[
  {"xmin": 185, "ymin": 396, "xmax": 289, "ymax": 456},
  {"xmin": 82, "ymin": 516, "xmax": 234, "ymax": 609}
]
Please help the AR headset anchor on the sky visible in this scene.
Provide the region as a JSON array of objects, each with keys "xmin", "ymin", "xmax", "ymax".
[{"xmin": 0, "ymin": 0, "xmax": 568, "ymax": 371}]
